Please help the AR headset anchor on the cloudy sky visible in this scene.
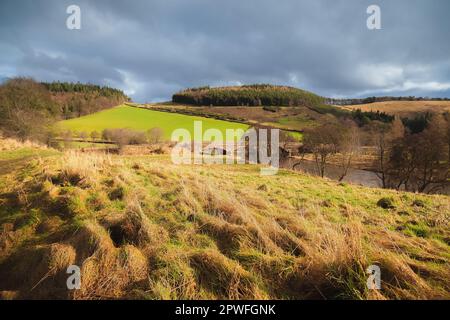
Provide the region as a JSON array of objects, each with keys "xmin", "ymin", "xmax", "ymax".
[{"xmin": 1, "ymin": 0, "xmax": 449, "ymax": 102}]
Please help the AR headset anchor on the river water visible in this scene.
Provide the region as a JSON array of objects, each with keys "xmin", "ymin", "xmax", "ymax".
[
  {"xmin": 281, "ymin": 158, "xmax": 450, "ymax": 195},
  {"xmin": 281, "ymin": 158, "xmax": 381, "ymax": 188}
]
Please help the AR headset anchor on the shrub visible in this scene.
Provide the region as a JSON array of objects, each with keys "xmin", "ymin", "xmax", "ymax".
[
  {"xmin": 147, "ymin": 127, "xmax": 164, "ymax": 144},
  {"xmin": 412, "ymin": 199, "xmax": 426, "ymax": 207},
  {"xmin": 90, "ymin": 131, "xmax": 99, "ymax": 140},
  {"xmin": 377, "ymin": 197, "xmax": 396, "ymax": 209},
  {"xmin": 262, "ymin": 106, "xmax": 280, "ymax": 112},
  {"xmin": 102, "ymin": 128, "xmax": 147, "ymax": 147}
]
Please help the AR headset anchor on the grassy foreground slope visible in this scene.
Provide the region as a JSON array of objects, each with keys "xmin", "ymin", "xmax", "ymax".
[
  {"xmin": 0, "ymin": 144, "xmax": 449, "ymax": 299},
  {"xmin": 58, "ymin": 104, "xmax": 249, "ymax": 140}
]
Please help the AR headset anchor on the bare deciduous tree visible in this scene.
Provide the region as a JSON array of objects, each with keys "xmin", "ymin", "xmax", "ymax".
[
  {"xmin": 302, "ymin": 123, "xmax": 342, "ymax": 178},
  {"xmin": 368, "ymin": 121, "xmax": 396, "ymax": 189},
  {"xmin": 337, "ymin": 122, "xmax": 361, "ymax": 181},
  {"xmin": 91, "ymin": 130, "xmax": 100, "ymax": 141},
  {"xmin": 147, "ymin": 127, "xmax": 164, "ymax": 144},
  {"xmin": 372, "ymin": 114, "xmax": 449, "ymax": 193},
  {"xmin": 79, "ymin": 131, "xmax": 88, "ymax": 141}
]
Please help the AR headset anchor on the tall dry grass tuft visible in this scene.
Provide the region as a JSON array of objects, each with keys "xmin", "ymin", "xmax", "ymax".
[
  {"xmin": 190, "ymin": 249, "xmax": 267, "ymax": 299},
  {"xmin": 68, "ymin": 220, "xmax": 152, "ymax": 299},
  {"xmin": 148, "ymin": 249, "xmax": 199, "ymax": 299},
  {"xmin": 51, "ymin": 151, "xmax": 113, "ymax": 187},
  {"xmin": 0, "ymin": 243, "xmax": 76, "ymax": 299},
  {"xmin": 177, "ymin": 176, "xmax": 282, "ymax": 255},
  {"xmin": 102, "ymin": 195, "xmax": 169, "ymax": 250},
  {"xmin": 284, "ymin": 219, "xmax": 370, "ymax": 299},
  {"xmin": 373, "ymin": 252, "xmax": 437, "ymax": 299},
  {"xmin": 0, "ymin": 136, "xmax": 49, "ymax": 151}
]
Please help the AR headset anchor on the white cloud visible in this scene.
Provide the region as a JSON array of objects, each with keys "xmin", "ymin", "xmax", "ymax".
[
  {"xmin": 402, "ymin": 81, "xmax": 450, "ymax": 91},
  {"xmin": 354, "ymin": 63, "xmax": 450, "ymax": 96},
  {"xmin": 357, "ymin": 64, "xmax": 404, "ymax": 88},
  {"xmin": 357, "ymin": 80, "xmax": 450, "ymax": 96}
]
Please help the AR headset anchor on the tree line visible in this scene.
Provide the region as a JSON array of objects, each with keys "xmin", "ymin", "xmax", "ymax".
[
  {"xmin": 351, "ymin": 109, "xmax": 394, "ymax": 126},
  {"xmin": 42, "ymin": 81, "xmax": 128, "ymax": 99},
  {"xmin": 172, "ymin": 85, "xmax": 325, "ymax": 108},
  {"xmin": 43, "ymin": 81, "xmax": 129, "ymax": 119},
  {"xmin": 326, "ymin": 96, "xmax": 450, "ymax": 106}
]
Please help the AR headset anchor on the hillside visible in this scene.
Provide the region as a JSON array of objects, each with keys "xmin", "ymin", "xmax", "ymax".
[
  {"xmin": 0, "ymin": 78, "xmax": 130, "ymax": 142},
  {"xmin": 57, "ymin": 104, "xmax": 249, "ymax": 141},
  {"xmin": 172, "ymin": 84, "xmax": 325, "ymax": 108},
  {"xmin": 144, "ymin": 104, "xmax": 328, "ymax": 132},
  {"xmin": 43, "ymin": 81, "xmax": 130, "ymax": 119},
  {"xmin": 339, "ymin": 100, "xmax": 450, "ymax": 116},
  {"xmin": 0, "ymin": 140, "xmax": 449, "ymax": 299}
]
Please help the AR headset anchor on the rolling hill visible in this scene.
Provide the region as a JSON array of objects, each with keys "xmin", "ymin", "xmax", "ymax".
[{"xmin": 172, "ymin": 84, "xmax": 325, "ymax": 108}]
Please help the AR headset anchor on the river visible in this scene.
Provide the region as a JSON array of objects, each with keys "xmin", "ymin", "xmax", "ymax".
[
  {"xmin": 282, "ymin": 158, "xmax": 381, "ymax": 188},
  {"xmin": 281, "ymin": 158, "xmax": 450, "ymax": 195}
]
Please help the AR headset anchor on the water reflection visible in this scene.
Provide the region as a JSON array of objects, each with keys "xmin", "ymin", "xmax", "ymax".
[{"xmin": 281, "ymin": 158, "xmax": 382, "ymax": 188}]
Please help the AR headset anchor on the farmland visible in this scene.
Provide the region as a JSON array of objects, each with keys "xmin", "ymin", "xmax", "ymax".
[
  {"xmin": 339, "ymin": 100, "xmax": 450, "ymax": 116},
  {"xmin": 57, "ymin": 104, "xmax": 249, "ymax": 141},
  {"xmin": 142, "ymin": 104, "xmax": 329, "ymax": 133}
]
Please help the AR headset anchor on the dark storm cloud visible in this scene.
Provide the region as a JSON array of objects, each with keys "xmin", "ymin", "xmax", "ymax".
[{"xmin": 1, "ymin": 0, "xmax": 449, "ymax": 101}]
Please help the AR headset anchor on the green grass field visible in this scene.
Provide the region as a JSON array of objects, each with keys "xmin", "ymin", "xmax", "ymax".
[{"xmin": 58, "ymin": 105, "xmax": 249, "ymax": 141}]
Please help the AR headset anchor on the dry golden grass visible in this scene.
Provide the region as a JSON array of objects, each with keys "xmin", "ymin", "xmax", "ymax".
[
  {"xmin": 0, "ymin": 136, "xmax": 49, "ymax": 151},
  {"xmin": 340, "ymin": 100, "xmax": 450, "ymax": 116},
  {"xmin": 0, "ymin": 148, "xmax": 449, "ymax": 300}
]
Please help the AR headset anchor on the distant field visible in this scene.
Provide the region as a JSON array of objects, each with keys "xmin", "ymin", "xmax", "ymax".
[
  {"xmin": 58, "ymin": 105, "xmax": 249, "ymax": 141},
  {"xmin": 339, "ymin": 100, "xmax": 450, "ymax": 116},
  {"xmin": 148, "ymin": 104, "xmax": 324, "ymax": 133}
]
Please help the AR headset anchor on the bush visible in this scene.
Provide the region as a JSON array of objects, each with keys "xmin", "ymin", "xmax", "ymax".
[
  {"xmin": 101, "ymin": 128, "xmax": 147, "ymax": 147},
  {"xmin": 377, "ymin": 197, "xmax": 396, "ymax": 209},
  {"xmin": 412, "ymin": 199, "xmax": 425, "ymax": 207},
  {"xmin": 91, "ymin": 131, "xmax": 99, "ymax": 140},
  {"xmin": 262, "ymin": 106, "xmax": 280, "ymax": 112},
  {"xmin": 351, "ymin": 109, "xmax": 394, "ymax": 126},
  {"xmin": 147, "ymin": 127, "xmax": 164, "ymax": 144},
  {"xmin": 401, "ymin": 113, "xmax": 432, "ymax": 134}
]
